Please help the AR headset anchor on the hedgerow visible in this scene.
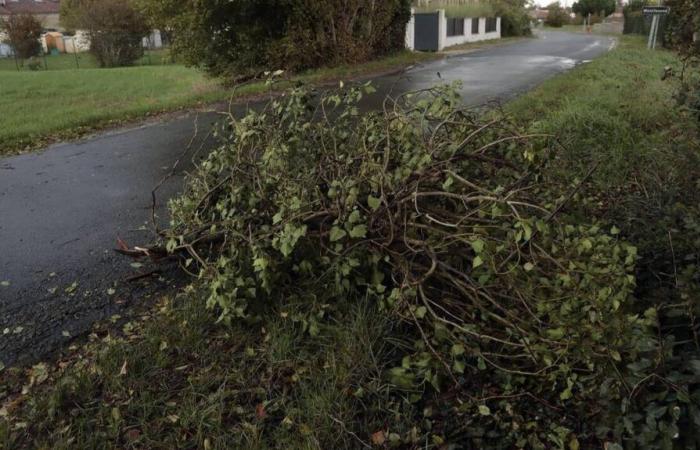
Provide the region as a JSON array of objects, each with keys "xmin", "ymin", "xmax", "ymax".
[{"xmin": 159, "ymin": 83, "xmax": 697, "ymax": 447}]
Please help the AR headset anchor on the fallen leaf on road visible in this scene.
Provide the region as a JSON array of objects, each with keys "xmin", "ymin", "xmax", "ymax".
[
  {"xmin": 255, "ymin": 403, "xmax": 266, "ymax": 419},
  {"xmin": 30, "ymin": 363, "xmax": 49, "ymax": 385},
  {"xmin": 371, "ymin": 430, "xmax": 386, "ymax": 445},
  {"xmin": 124, "ymin": 429, "xmax": 141, "ymax": 442}
]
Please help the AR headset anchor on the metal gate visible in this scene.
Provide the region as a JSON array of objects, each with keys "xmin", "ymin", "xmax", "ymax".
[{"xmin": 414, "ymin": 12, "xmax": 440, "ymax": 51}]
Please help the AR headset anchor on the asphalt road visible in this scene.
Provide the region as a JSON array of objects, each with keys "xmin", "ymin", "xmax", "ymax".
[{"xmin": 0, "ymin": 31, "xmax": 616, "ymax": 366}]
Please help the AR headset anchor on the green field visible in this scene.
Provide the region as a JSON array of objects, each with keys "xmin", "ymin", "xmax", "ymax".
[{"xmin": 0, "ymin": 50, "xmax": 436, "ymax": 156}]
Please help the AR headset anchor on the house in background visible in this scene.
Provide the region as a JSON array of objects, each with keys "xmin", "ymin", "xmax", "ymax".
[{"xmin": 0, "ymin": 0, "xmax": 62, "ymax": 30}]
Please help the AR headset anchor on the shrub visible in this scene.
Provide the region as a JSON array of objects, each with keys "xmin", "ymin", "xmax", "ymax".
[
  {"xmin": 0, "ymin": 13, "xmax": 42, "ymax": 61},
  {"xmin": 572, "ymin": 0, "xmax": 616, "ymax": 18},
  {"xmin": 158, "ymin": 83, "xmax": 696, "ymax": 446},
  {"xmin": 61, "ymin": 0, "xmax": 149, "ymax": 67},
  {"xmin": 140, "ymin": 0, "xmax": 411, "ymax": 77},
  {"xmin": 665, "ymin": 0, "xmax": 700, "ymax": 120},
  {"xmin": 493, "ymin": 0, "xmax": 533, "ymax": 36},
  {"xmin": 545, "ymin": 2, "xmax": 568, "ymax": 27}
]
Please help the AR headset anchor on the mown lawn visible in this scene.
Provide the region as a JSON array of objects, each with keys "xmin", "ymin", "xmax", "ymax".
[
  {"xmin": 0, "ymin": 49, "xmax": 175, "ymax": 72},
  {"xmin": 0, "ymin": 65, "xmax": 228, "ymax": 155},
  {"xmin": 0, "ymin": 50, "xmax": 436, "ymax": 157}
]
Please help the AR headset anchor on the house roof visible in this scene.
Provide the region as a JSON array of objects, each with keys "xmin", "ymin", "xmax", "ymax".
[
  {"xmin": 528, "ymin": 9, "xmax": 549, "ymax": 20},
  {"xmin": 0, "ymin": 0, "xmax": 61, "ymax": 16}
]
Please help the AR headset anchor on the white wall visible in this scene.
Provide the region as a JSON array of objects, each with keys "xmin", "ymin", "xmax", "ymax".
[
  {"xmin": 406, "ymin": 10, "xmax": 502, "ymax": 51},
  {"xmin": 441, "ymin": 15, "xmax": 501, "ymax": 50},
  {"xmin": 405, "ymin": 8, "xmax": 416, "ymax": 49}
]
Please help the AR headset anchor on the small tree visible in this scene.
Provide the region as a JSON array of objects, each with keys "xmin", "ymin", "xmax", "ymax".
[
  {"xmin": 1, "ymin": 13, "xmax": 43, "ymax": 61},
  {"xmin": 572, "ymin": 0, "xmax": 616, "ymax": 19},
  {"xmin": 61, "ymin": 0, "xmax": 149, "ymax": 67},
  {"xmin": 493, "ymin": 0, "xmax": 533, "ymax": 36},
  {"xmin": 545, "ymin": 2, "xmax": 568, "ymax": 27}
]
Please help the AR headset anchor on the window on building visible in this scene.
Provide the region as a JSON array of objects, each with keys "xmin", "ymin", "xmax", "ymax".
[
  {"xmin": 485, "ymin": 17, "xmax": 498, "ymax": 33},
  {"xmin": 446, "ymin": 18, "xmax": 465, "ymax": 36},
  {"xmin": 472, "ymin": 18, "xmax": 480, "ymax": 34}
]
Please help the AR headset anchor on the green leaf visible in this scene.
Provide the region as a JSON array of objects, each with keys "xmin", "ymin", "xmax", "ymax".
[
  {"xmin": 523, "ymin": 262, "xmax": 535, "ymax": 272},
  {"xmin": 348, "ymin": 224, "xmax": 367, "ymax": 239},
  {"xmin": 329, "ymin": 227, "xmax": 347, "ymax": 242},
  {"xmin": 560, "ymin": 387, "xmax": 572, "ymax": 400},
  {"xmin": 470, "ymin": 239, "xmax": 485, "ymax": 254},
  {"xmin": 547, "ymin": 328, "xmax": 565, "ymax": 339},
  {"xmin": 367, "ymin": 195, "xmax": 381, "ymax": 211},
  {"xmin": 472, "ymin": 256, "xmax": 484, "ymax": 269},
  {"xmin": 478, "ymin": 405, "xmax": 491, "ymax": 416},
  {"xmin": 610, "ymin": 226, "xmax": 621, "ymax": 235}
]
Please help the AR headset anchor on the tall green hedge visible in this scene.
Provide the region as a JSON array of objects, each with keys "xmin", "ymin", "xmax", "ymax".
[{"xmin": 144, "ymin": 0, "xmax": 411, "ymax": 77}]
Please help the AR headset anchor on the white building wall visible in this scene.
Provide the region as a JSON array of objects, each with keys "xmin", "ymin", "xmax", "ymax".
[
  {"xmin": 441, "ymin": 14, "xmax": 501, "ymax": 49},
  {"xmin": 405, "ymin": 8, "xmax": 415, "ymax": 50},
  {"xmin": 437, "ymin": 9, "xmax": 446, "ymax": 51},
  {"xmin": 405, "ymin": 9, "xmax": 501, "ymax": 52}
]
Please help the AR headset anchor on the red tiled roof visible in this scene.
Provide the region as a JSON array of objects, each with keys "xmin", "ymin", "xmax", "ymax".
[{"xmin": 0, "ymin": 0, "xmax": 61, "ymax": 16}]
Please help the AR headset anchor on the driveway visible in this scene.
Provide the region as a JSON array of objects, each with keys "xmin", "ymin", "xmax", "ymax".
[{"xmin": 0, "ymin": 31, "xmax": 616, "ymax": 366}]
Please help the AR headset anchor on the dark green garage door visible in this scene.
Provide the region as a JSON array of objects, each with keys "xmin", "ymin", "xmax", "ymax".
[{"xmin": 414, "ymin": 12, "xmax": 440, "ymax": 51}]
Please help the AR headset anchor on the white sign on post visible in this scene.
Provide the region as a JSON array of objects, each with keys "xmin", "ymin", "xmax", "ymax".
[{"xmin": 643, "ymin": 6, "xmax": 670, "ymax": 50}]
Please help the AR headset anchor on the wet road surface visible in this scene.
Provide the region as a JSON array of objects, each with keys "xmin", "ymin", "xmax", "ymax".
[{"xmin": 0, "ymin": 31, "xmax": 615, "ymax": 366}]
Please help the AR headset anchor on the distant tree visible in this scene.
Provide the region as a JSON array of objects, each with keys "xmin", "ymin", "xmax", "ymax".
[
  {"xmin": 572, "ymin": 0, "xmax": 616, "ymax": 18},
  {"xmin": 60, "ymin": 0, "xmax": 149, "ymax": 67},
  {"xmin": 545, "ymin": 2, "xmax": 568, "ymax": 27},
  {"xmin": 1, "ymin": 13, "xmax": 43, "ymax": 60},
  {"xmin": 493, "ymin": 0, "xmax": 533, "ymax": 36}
]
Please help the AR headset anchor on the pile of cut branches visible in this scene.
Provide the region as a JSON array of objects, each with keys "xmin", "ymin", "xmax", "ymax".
[{"xmin": 130, "ymin": 84, "xmax": 664, "ymax": 446}]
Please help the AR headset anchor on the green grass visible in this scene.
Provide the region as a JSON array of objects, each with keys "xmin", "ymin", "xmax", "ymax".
[
  {"xmin": 0, "ymin": 293, "xmax": 407, "ymax": 449},
  {"xmin": 0, "ymin": 50, "xmax": 436, "ymax": 157},
  {"xmin": 0, "ymin": 65, "xmax": 228, "ymax": 155},
  {"xmin": 0, "ymin": 49, "xmax": 175, "ymax": 72},
  {"xmin": 506, "ymin": 35, "xmax": 684, "ymax": 188}
]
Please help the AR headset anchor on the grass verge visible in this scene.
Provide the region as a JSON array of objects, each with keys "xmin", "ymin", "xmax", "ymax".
[{"xmin": 0, "ymin": 50, "xmax": 437, "ymax": 158}]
